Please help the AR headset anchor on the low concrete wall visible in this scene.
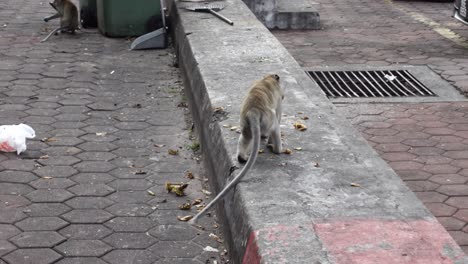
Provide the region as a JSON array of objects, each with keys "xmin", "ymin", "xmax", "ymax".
[{"xmin": 170, "ymin": 0, "xmax": 467, "ymax": 263}]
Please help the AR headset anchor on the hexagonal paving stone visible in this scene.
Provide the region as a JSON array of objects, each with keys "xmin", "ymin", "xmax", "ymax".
[
  {"xmin": 148, "ymin": 241, "xmax": 202, "ymax": 258},
  {"xmin": 15, "ymin": 217, "xmax": 68, "ymax": 231},
  {"xmin": 454, "ymin": 209, "xmax": 468, "ymax": 222},
  {"xmin": 3, "ymin": 248, "xmax": 62, "ymax": 264},
  {"xmin": 423, "ymin": 164, "xmax": 460, "ymax": 174},
  {"xmin": 68, "ymin": 184, "xmax": 115, "ymax": 196},
  {"xmin": 65, "ymin": 197, "xmax": 114, "ymax": 209},
  {"xmin": 25, "ymin": 189, "xmax": 74, "ymax": 202},
  {"xmin": 105, "ymin": 203, "xmax": 154, "ymax": 217},
  {"xmin": 23, "ymin": 203, "xmax": 71, "ymax": 217},
  {"xmin": 0, "ymin": 194, "xmax": 31, "ymax": 208},
  {"xmin": 10, "ymin": 231, "xmax": 66, "ymax": 248},
  {"xmin": 108, "ymin": 191, "xmax": 153, "ymax": 203},
  {"xmin": 71, "ymin": 173, "xmax": 115, "ymax": 184},
  {"xmin": 77, "ymin": 142, "xmax": 118, "ymax": 152},
  {"xmin": 437, "ymin": 185, "xmax": 468, "ymax": 196},
  {"xmin": 0, "ymin": 208, "xmax": 27, "ymax": 223},
  {"xmin": 449, "ymin": 231, "xmax": 468, "ymax": 246},
  {"xmin": 55, "ymin": 240, "xmax": 112, "ymax": 257},
  {"xmin": 446, "ymin": 197, "xmax": 468, "ymax": 209},
  {"xmin": 34, "ymin": 166, "xmax": 78, "ymax": 178},
  {"xmin": 405, "ymin": 181, "xmax": 439, "ymax": 192},
  {"xmin": 30, "ymin": 178, "xmax": 76, "ymax": 189},
  {"xmin": 107, "ymin": 179, "xmax": 153, "ymax": 191},
  {"xmin": 0, "ymin": 183, "xmax": 34, "ymax": 195},
  {"xmin": 149, "ymin": 225, "xmax": 198, "ymax": 241},
  {"xmin": 62, "ymin": 209, "xmax": 114, "ymax": 224},
  {"xmin": 415, "ymin": 191, "xmax": 448, "ymax": 203},
  {"xmin": 424, "ymin": 203, "xmax": 457, "ymax": 217},
  {"xmin": 102, "ymin": 249, "xmax": 158, "ymax": 264},
  {"xmin": 74, "ymin": 161, "xmax": 116, "ymax": 173},
  {"xmin": 0, "ymin": 240, "xmax": 16, "ymax": 257},
  {"xmin": 0, "ymin": 224, "xmax": 21, "ymax": 239},
  {"xmin": 0, "ymin": 160, "xmax": 38, "ymax": 171},
  {"xmin": 104, "ymin": 233, "xmax": 157, "ymax": 249},
  {"xmin": 0, "ymin": 171, "xmax": 38, "ymax": 183},
  {"xmin": 59, "ymin": 224, "xmax": 112, "ymax": 240},
  {"xmin": 42, "ymin": 146, "xmax": 82, "ymax": 156},
  {"xmin": 37, "ymin": 156, "xmax": 81, "ymax": 166},
  {"xmin": 437, "ymin": 217, "xmax": 466, "ymax": 231},
  {"xmin": 429, "ymin": 174, "xmax": 468, "ymax": 185},
  {"xmin": 55, "ymin": 257, "xmax": 108, "ymax": 264},
  {"xmin": 76, "ymin": 152, "xmax": 117, "ymax": 161},
  {"xmin": 105, "ymin": 217, "xmax": 156, "ymax": 232}
]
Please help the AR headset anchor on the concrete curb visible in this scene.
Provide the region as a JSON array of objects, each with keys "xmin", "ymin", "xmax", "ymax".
[{"xmin": 170, "ymin": 0, "xmax": 468, "ymax": 263}]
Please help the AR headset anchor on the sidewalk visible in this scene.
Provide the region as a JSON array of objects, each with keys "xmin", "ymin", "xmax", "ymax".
[
  {"xmin": 0, "ymin": 0, "xmax": 226, "ymax": 263},
  {"xmin": 273, "ymin": 0, "xmax": 468, "ymax": 255}
]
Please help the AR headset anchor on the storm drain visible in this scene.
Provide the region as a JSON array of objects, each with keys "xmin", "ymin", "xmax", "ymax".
[{"xmin": 307, "ymin": 70, "xmax": 436, "ymax": 98}]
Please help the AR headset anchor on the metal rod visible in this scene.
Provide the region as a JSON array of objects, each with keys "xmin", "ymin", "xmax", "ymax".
[
  {"xmin": 364, "ymin": 71, "xmax": 392, "ymax": 97},
  {"xmin": 350, "ymin": 71, "xmax": 375, "ymax": 97},
  {"xmin": 375, "ymin": 71, "xmax": 407, "ymax": 96},
  {"xmin": 308, "ymin": 71, "xmax": 333, "ymax": 97},
  {"xmin": 208, "ymin": 9, "xmax": 234, "ymax": 25},
  {"xmin": 401, "ymin": 70, "xmax": 435, "ymax": 96},
  {"xmin": 388, "ymin": 70, "xmax": 416, "ymax": 96},
  {"xmin": 342, "ymin": 71, "xmax": 368, "ymax": 97},
  {"xmin": 318, "ymin": 71, "xmax": 344, "ymax": 97},
  {"xmin": 334, "ymin": 72, "xmax": 360, "ymax": 97},
  {"xmin": 327, "ymin": 72, "xmax": 352, "ymax": 97},
  {"xmin": 358, "ymin": 71, "xmax": 385, "ymax": 97}
]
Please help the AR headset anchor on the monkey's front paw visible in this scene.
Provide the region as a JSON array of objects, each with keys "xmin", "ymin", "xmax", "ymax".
[{"xmin": 44, "ymin": 18, "xmax": 49, "ymax": 22}]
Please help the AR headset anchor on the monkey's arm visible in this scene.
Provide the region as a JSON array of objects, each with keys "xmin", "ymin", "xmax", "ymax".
[{"xmin": 44, "ymin": 13, "xmax": 61, "ymax": 22}]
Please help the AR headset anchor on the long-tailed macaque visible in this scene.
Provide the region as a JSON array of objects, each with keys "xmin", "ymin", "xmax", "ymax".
[
  {"xmin": 41, "ymin": 0, "xmax": 79, "ymax": 42},
  {"xmin": 189, "ymin": 74, "xmax": 283, "ymax": 225}
]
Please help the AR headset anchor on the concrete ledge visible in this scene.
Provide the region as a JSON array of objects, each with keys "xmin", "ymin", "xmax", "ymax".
[
  {"xmin": 242, "ymin": 0, "xmax": 320, "ymax": 30},
  {"xmin": 170, "ymin": 0, "xmax": 467, "ymax": 263}
]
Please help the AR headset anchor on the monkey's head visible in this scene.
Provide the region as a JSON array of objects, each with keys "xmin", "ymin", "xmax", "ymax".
[{"xmin": 265, "ymin": 74, "xmax": 280, "ymax": 82}]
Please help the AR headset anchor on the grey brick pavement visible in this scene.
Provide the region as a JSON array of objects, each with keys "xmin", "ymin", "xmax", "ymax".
[{"xmin": 0, "ymin": 0, "xmax": 227, "ymax": 263}]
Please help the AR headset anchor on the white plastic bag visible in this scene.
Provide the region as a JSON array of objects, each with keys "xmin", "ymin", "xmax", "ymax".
[{"xmin": 0, "ymin": 124, "xmax": 36, "ymax": 155}]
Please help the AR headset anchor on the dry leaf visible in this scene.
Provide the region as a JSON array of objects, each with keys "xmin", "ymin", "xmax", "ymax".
[
  {"xmin": 230, "ymin": 126, "xmax": 238, "ymax": 131},
  {"xmin": 294, "ymin": 121, "xmax": 307, "ymax": 131},
  {"xmin": 222, "ymin": 124, "xmax": 230, "ymax": 128},
  {"xmin": 186, "ymin": 171, "xmax": 194, "ymax": 179},
  {"xmin": 293, "ymin": 147, "xmax": 302, "ymax": 151},
  {"xmin": 154, "ymin": 144, "xmax": 165, "ymax": 148},
  {"xmin": 133, "ymin": 170, "xmax": 147, "ymax": 175},
  {"xmin": 302, "ymin": 116, "xmax": 310, "ymax": 120},
  {"xmin": 202, "ymin": 189, "xmax": 212, "ymax": 195},
  {"xmin": 313, "ymin": 162, "xmax": 320, "ymax": 168},
  {"xmin": 177, "ymin": 215, "xmax": 193, "ymax": 222},
  {"xmin": 350, "ymin": 182, "xmax": 361, "ymax": 187},
  {"xmin": 96, "ymin": 132, "xmax": 107, "ymax": 136},
  {"xmin": 192, "ymin": 199, "xmax": 203, "ymax": 205},
  {"xmin": 258, "ymin": 149, "xmax": 265, "ymax": 154},
  {"xmin": 41, "ymin": 137, "xmax": 57, "ymax": 142},
  {"xmin": 297, "ymin": 111, "xmax": 304, "ymax": 114},
  {"xmin": 165, "ymin": 182, "xmax": 189, "ymax": 196},
  {"xmin": 42, "ymin": 176, "xmax": 53, "ymax": 179},
  {"xmin": 209, "ymin": 233, "xmax": 223, "ymax": 243},
  {"xmin": 179, "ymin": 201, "xmax": 192, "ymax": 210},
  {"xmin": 147, "ymin": 190, "xmax": 156, "ymax": 196},
  {"xmin": 39, "ymin": 155, "xmax": 49, "ymax": 159},
  {"xmin": 168, "ymin": 149, "xmax": 179, "ymax": 155},
  {"xmin": 283, "ymin": 149, "xmax": 292, "ymax": 154}
]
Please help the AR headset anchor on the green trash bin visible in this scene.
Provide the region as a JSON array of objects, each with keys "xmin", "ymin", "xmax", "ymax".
[
  {"xmin": 79, "ymin": 0, "xmax": 97, "ymax": 28},
  {"xmin": 97, "ymin": 0, "xmax": 162, "ymax": 37}
]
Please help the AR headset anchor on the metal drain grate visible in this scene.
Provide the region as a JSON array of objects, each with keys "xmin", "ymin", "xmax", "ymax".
[{"xmin": 307, "ymin": 70, "xmax": 436, "ymax": 98}]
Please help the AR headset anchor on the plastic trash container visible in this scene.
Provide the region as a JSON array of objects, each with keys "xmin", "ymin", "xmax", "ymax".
[
  {"xmin": 79, "ymin": 0, "xmax": 97, "ymax": 28},
  {"xmin": 97, "ymin": 0, "xmax": 162, "ymax": 37}
]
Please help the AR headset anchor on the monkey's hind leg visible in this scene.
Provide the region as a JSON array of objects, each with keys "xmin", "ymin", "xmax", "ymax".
[
  {"xmin": 236, "ymin": 134, "xmax": 251, "ymax": 163},
  {"xmin": 268, "ymin": 118, "xmax": 282, "ymax": 154}
]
